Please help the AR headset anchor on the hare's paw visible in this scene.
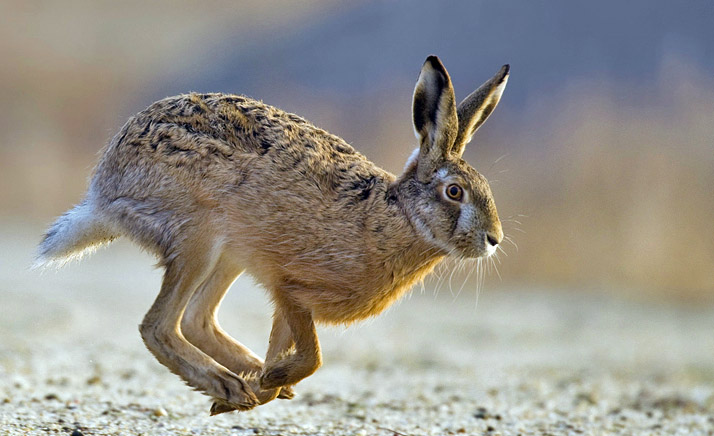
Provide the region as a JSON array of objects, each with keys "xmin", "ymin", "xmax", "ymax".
[
  {"xmin": 277, "ymin": 385, "xmax": 296, "ymax": 400},
  {"xmin": 210, "ymin": 400, "xmax": 239, "ymax": 416},
  {"xmin": 260, "ymin": 350, "xmax": 321, "ymax": 390},
  {"xmin": 260, "ymin": 364, "xmax": 290, "ymax": 390},
  {"xmin": 206, "ymin": 370, "xmax": 259, "ymax": 414},
  {"xmin": 246, "ymin": 372, "xmax": 284, "ymax": 405},
  {"xmin": 210, "ymin": 372, "xmax": 287, "ymax": 413}
]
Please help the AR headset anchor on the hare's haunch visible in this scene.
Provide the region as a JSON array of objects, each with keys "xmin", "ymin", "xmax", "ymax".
[{"xmin": 36, "ymin": 56, "xmax": 509, "ymax": 413}]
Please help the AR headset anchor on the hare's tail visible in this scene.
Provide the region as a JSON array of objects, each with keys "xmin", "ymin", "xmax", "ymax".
[{"xmin": 33, "ymin": 198, "xmax": 119, "ymax": 269}]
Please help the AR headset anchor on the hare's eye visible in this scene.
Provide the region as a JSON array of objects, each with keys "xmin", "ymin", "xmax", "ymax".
[{"xmin": 445, "ymin": 184, "xmax": 463, "ymax": 201}]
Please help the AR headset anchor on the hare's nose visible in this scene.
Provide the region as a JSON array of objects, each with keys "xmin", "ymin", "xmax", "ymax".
[
  {"xmin": 486, "ymin": 221, "xmax": 504, "ymax": 247},
  {"xmin": 486, "ymin": 233, "xmax": 500, "ymax": 247}
]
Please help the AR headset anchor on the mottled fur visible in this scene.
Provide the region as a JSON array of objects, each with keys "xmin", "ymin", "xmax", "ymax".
[{"xmin": 35, "ymin": 56, "xmax": 509, "ymax": 413}]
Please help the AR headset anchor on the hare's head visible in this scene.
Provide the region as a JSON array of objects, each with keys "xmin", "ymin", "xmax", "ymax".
[{"xmin": 396, "ymin": 56, "xmax": 508, "ymax": 258}]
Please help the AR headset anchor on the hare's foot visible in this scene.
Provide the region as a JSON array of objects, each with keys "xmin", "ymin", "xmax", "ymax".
[
  {"xmin": 246, "ymin": 372, "xmax": 283, "ymax": 404},
  {"xmin": 260, "ymin": 364, "xmax": 289, "ymax": 390},
  {"xmin": 210, "ymin": 389, "xmax": 292, "ymax": 415},
  {"xmin": 277, "ymin": 385, "xmax": 295, "ymax": 400},
  {"xmin": 208, "ymin": 384, "xmax": 258, "ymax": 416},
  {"xmin": 210, "ymin": 400, "xmax": 237, "ymax": 416},
  {"xmin": 260, "ymin": 351, "xmax": 321, "ymax": 390},
  {"xmin": 209, "ymin": 372, "xmax": 289, "ymax": 414},
  {"xmin": 246, "ymin": 371, "xmax": 295, "ymax": 402},
  {"xmin": 204, "ymin": 368, "xmax": 260, "ymax": 412}
]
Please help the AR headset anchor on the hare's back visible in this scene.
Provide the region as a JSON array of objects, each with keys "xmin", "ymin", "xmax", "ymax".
[{"xmin": 93, "ymin": 93, "xmax": 387, "ymax": 208}]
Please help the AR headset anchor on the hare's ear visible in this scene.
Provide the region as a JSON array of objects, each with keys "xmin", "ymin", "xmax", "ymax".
[
  {"xmin": 451, "ymin": 65, "xmax": 509, "ymax": 157},
  {"xmin": 412, "ymin": 56, "xmax": 458, "ymax": 181}
]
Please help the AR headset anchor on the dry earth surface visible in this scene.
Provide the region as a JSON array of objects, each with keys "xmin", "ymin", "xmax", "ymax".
[{"xmin": 1, "ymin": 225, "xmax": 713, "ymax": 435}]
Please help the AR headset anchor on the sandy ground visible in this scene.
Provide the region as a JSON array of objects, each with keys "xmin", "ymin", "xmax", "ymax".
[{"xmin": 1, "ymin": 226, "xmax": 713, "ymax": 435}]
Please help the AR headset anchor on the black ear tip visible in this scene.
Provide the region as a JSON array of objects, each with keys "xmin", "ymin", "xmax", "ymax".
[
  {"xmin": 501, "ymin": 64, "xmax": 510, "ymax": 76},
  {"xmin": 424, "ymin": 55, "xmax": 444, "ymax": 69}
]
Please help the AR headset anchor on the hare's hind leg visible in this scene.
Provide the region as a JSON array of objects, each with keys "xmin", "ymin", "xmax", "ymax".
[
  {"xmin": 260, "ymin": 287, "xmax": 322, "ymax": 390},
  {"xmin": 180, "ymin": 255, "xmax": 286, "ymax": 412},
  {"xmin": 139, "ymin": 243, "xmax": 259, "ymax": 412},
  {"xmin": 181, "ymin": 256, "xmax": 263, "ymax": 376}
]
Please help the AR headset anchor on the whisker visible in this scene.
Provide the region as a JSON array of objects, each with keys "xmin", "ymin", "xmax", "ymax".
[
  {"xmin": 502, "ymin": 219, "xmax": 522, "ymax": 225},
  {"xmin": 447, "ymin": 258, "xmax": 458, "ymax": 297},
  {"xmin": 488, "ymin": 153, "xmax": 510, "ymax": 173},
  {"xmin": 503, "ymin": 235, "xmax": 519, "ymax": 251},
  {"xmin": 491, "ymin": 256, "xmax": 502, "ymax": 281},
  {"xmin": 493, "ymin": 251, "xmax": 503, "ymax": 264},
  {"xmin": 474, "ymin": 258, "xmax": 483, "ymax": 310},
  {"xmin": 453, "ymin": 258, "xmax": 475, "ymax": 302}
]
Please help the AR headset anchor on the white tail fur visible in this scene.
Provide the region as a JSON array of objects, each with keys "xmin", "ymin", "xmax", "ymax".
[{"xmin": 33, "ymin": 199, "xmax": 118, "ymax": 269}]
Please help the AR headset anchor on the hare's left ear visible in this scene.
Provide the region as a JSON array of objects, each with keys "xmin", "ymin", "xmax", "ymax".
[
  {"xmin": 412, "ymin": 56, "xmax": 458, "ymax": 181},
  {"xmin": 451, "ymin": 65, "xmax": 509, "ymax": 157}
]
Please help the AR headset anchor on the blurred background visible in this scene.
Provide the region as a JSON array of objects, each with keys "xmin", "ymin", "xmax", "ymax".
[{"xmin": 1, "ymin": 0, "xmax": 712, "ymax": 301}]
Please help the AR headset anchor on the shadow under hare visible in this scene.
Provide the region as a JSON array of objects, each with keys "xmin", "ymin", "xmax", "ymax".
[{"xmin": 35, "ymin": 55, "xmax": 509, "ymax": 414}]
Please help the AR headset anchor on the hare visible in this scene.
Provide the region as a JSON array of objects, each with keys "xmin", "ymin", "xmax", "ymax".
[{"xmin": 35, "ymin": 55, "xmax": 508, "ymax": 414}]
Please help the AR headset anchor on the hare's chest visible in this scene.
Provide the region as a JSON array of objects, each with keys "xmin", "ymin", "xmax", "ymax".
[{"xmin": 306, "ymin": 257, "xmax": 443, "ymax": 324}]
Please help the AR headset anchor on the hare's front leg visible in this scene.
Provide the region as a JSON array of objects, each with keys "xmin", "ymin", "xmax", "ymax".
[
  {"xmin": 139, "ymin": 248, "xmax": 259, "ymax": 412},
  {"xmin": 260, "ymin": 290, "xmax": 322, "ymax": 390},
  {"xmin": 265, "ymin": 310, "xmax": 296, "ymax": 399}
]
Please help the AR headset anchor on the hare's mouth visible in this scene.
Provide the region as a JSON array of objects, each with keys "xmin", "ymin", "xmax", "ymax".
[
  {"xmin": 476, "ymin": 231, "xmax": 499, "ymax": 258},
  {"xmin": 458, "ymin": 243, "xmax": 494, "ymax": 259},
  {"xmin": 484, "ymin": 243, "xmax": 497, "ymax": 258}
]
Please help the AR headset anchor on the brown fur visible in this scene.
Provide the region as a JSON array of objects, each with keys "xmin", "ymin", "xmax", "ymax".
[{"xmin": 35, "ymin": 55, "xmax": 509, "ymax": 413}]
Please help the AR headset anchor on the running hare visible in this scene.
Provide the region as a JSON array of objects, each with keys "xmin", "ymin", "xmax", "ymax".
[{"xmin": 36, "ymin": 56, "xmax": 509, "ymax": 414}]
